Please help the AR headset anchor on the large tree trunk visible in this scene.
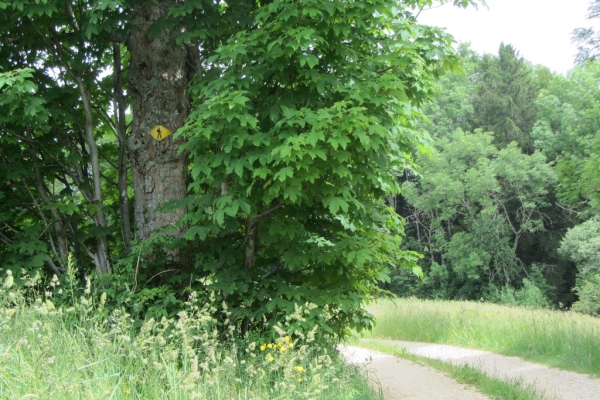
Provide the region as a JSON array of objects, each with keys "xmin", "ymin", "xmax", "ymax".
[{"xmin": 127, "ymin": 2, "xmax": 194, "ymax": 255}]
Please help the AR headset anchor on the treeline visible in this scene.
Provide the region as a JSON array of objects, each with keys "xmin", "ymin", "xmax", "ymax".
[{"xmin": 387, "ymin": 43, "xmax": 600, "ymax": 315}]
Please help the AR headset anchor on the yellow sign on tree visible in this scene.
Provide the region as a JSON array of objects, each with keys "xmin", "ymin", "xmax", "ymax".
[{"xmin": 149, "ymin": 125, "xmax": 172, "ymax": 141}]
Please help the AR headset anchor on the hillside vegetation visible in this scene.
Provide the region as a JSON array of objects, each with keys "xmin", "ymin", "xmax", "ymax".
[{"xmin": 2, "ymin": 0, "xmax": 600, "ymax": 397}]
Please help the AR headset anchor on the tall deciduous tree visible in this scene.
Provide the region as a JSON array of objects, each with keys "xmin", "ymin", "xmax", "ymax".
[
  {"xmin": 389, "ymin": 43, "xmax": 582, "ymax": 305},
  {"xmin": 398, "ymin": 130, "xmax": 555, "ymax": 299},
  {"xmin": 534, "ymin": 61, "xmax": 600, "ymax": 314},
  {"xmin": 127, "ymin": 2, "xmax": 194, "ymax": 254},
  {"xmin": 420, "ymin": 43, "xmax": 478, "ymax": 139},
  {"xmin": 175, "ymin": 0, "xmax": 480, "ymax": 334},
  {"xmin": 1, "ymin": 0, "xmax": 484, "ymax": 333},
  {"xmin": 0, "ymin": 2, "xmax": 124, "ymax": 275},
  {"xmin": 532, "ymin": 63, "xmax": 600, "ymax": 212}
]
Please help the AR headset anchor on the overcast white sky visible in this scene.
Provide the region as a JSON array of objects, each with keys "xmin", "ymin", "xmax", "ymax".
[{"xmin": 417, "ymin": 0, "xmax": 600, "ymax": 75}]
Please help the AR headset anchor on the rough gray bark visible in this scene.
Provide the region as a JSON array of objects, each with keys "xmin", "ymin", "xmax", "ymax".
[{"xmin": 127, "ymin": 2, "xmax": 194, "ymax": 252}]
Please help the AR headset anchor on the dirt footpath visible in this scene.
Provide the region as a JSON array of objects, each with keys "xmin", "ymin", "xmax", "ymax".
[
  {"xmin": 360, "ymin": 340, "xmax": 600, "ymax": 400},
  {"xmin": 338, "ymin": 345, "xmax": 490, "ymax": 400}
]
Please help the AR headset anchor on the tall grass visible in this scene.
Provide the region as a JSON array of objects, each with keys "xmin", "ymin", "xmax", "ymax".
[
  {"xmin": 363, "ymin": 298, "xmax": 600, "ymax": 376},
  {"xmin": 0, "ymin": 271, "xmax": 380, "ymax": 399}
]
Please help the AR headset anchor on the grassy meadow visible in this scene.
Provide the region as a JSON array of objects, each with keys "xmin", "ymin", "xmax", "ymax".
[
  {"xmin": 0, "ymin": 274, "xmax": 381, "ymax": 400},
  {"xmin": 363, "ymin": 298, "xmax": 600, "ymax": 376}
]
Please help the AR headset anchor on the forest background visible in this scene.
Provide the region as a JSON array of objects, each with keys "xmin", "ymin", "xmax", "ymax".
[{"xmin": 387, "ymin": 41, "xmax": 600, "ymax": 316}]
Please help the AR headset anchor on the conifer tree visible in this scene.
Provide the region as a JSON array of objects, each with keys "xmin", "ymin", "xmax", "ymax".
[{"xmin": 472, "ymin": 43, "xmax": 541, "ymax": 153}]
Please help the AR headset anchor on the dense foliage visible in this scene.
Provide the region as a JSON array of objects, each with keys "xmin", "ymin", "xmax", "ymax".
[
  {"xmin": 177, "ymin": 0, "xmax": 447, "ymax": 335},
  {"xmin": 397, "ymin": 129, "xmax": 555, "ymax": 300},
  {"xmin": 3, "ymin": 0, "xmax": 598, "ymax": 333},
  {"xmin": 0, "ymin": 0, "xmax": 486, "ymax": 337}
]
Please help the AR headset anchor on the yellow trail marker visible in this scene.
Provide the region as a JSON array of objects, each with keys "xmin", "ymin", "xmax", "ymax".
[{"xmin": 149, "ymin": 125, "xmax": 172, "ymax": 141}]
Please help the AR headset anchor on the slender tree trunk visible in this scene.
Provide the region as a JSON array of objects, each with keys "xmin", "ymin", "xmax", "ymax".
[
  {"xmin": 113, "ymin": 43, "xmax": 132, "ymax": 253},
  {"xmin": 244, "ymin": 218, "xmax": 258, "ymax": 270},
  {"xmin": 56, "ymin": 6, "xmax": 111, "ymax": 275},
  {"xmin": 127, "ymin": 2, "xmax": 194, "ymax": 259},
  {"xmin": 386, "ymin": 194, "xmax": 397, "ymax": 213},
  {"xmin": 74, "ymin": 76, "xmax": 111, "ymax": 275},
  {"xmin": 41, "ymin": 20, "xmax": 111, "ymax": 274},
  {"xmin": 28, "ymin": 145, "xmax": 68, "ymax": 267}
]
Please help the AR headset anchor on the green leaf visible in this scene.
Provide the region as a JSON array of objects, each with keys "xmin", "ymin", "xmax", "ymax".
[
  {"xmin": 232, "ymin": 93, "xmax": 250, "ymax": 105},
  {"xmin": 284, "ymin": 185, "xmax": 302, "ymax": 202},
  {"xmin": 224, "ymin": 200, "xmax": 240, "ymax": 217},
  {"xmin": 412, "ymin": 266, "xmax": 423, "ymax": 278},
  {"xmin": 326, "ymin": 197, "xmax": 349, "ymax": 214},
  {"xmin": 185, "ymin": 226, "xmax": 210, "ymax": 240},
  {"xmin": 274, "ymin": 166, "xmax": 294, "ymax": 182}
]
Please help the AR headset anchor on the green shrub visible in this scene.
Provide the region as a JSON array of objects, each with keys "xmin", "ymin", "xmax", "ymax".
[
  {"xmin": 572, "ymin": 274, "xmax": 600, "ymax": 316},
  {"xmin": 494, "ymin": 279, "xmax": 551, "ymax": 309}
]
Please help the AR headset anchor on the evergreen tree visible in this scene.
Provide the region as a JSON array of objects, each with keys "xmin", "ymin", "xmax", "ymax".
[{"xmin": 472, "ymin": 43, "xmax": 541, "ymax": 153}]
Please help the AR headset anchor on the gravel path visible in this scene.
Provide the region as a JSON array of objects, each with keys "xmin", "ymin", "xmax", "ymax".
[
  {"xmin": 353, "ymin": 339, "xmax": 600, "ymax": 400},
  {"xmin": 338, "ymin": 345, "xmax": 490, "ymax": 400}
]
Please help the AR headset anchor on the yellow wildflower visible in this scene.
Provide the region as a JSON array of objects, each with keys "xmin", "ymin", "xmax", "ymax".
[
  {"xmin": 266, "ymin": 354, "xmax": 275, "ymax": 362},
  {"xmin": 295, "ymin": 366, "xmax": 305, "ymax": 373},
  {"xmin": 260, "ymin": 344, "xmax": 266, "ymax": 351}
]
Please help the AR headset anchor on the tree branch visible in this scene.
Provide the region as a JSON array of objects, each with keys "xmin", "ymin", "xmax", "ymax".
[{"xmin": 255, "ymin": 203, "xmax": 282, "ymax": 219}]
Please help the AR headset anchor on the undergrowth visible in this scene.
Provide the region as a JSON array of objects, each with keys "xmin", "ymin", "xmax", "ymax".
[{"xmin": 0, "ymin": 267, "xmax": 380, "ymax": 399}]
